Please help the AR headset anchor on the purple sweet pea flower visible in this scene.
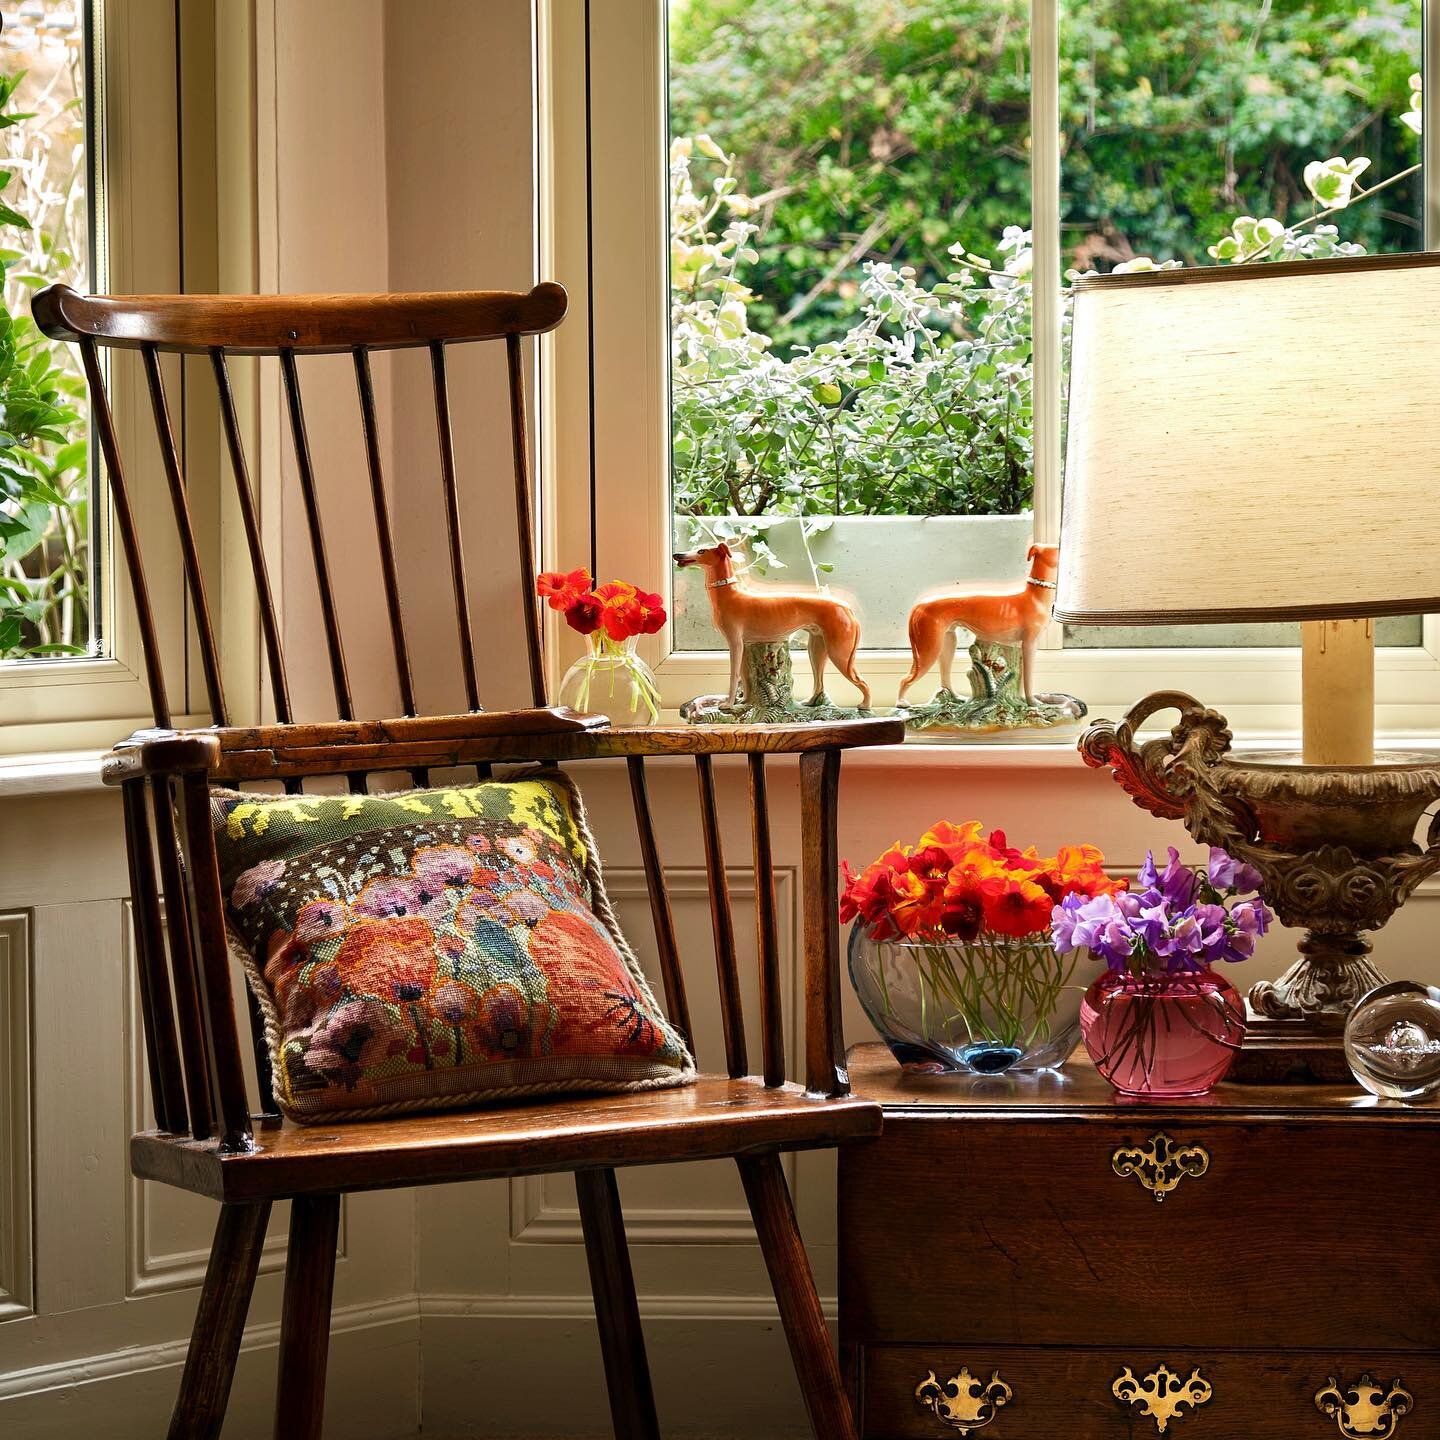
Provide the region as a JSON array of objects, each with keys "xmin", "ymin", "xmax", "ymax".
[
  {"xmin": 1052, "ymin": 892, "xmax": 1134, "ymax": 968},
  {"xmin": 1136, "ymin": 851, "xmax": 1160, "ymax": 891},
  {"xmin": 1208, "ymin": 847, "xmax": 1264, "ymax": 896},
  {"xmin": 1191, "ymin": 902, "xmax": 1230, "ymax": 963},
  {"xmin": 1157, "ymin": 847, "xmax": 1198, "ymax": 909},
  {"xmin": 1231, "ymin": 899, "xmax": 1273, "ymax": 938},
  {"xmin": 1155, "ymin": 911, "xmax": 1205, "ymax": 961},
  {"xmin": 1130, "ymin": 900, "xmax": 1173, "ymax": 951},
  {"xmin": 1222, "ymin": 928, "xmax": 1258, "ymax": 961}
]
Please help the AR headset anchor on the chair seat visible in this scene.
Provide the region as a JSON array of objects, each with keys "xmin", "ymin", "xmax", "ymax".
[{"xmin": 129, "ymin": 1075, "xmax": 883, "ymax": 1201}]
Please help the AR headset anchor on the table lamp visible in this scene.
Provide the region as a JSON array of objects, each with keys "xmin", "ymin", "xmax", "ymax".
[{"xmin": 1057, "ymin": 252, "xmax": 1440, "ymax": 1082}]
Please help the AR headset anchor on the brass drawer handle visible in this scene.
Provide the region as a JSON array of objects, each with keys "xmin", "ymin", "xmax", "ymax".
[
  {"xmin": 915, "ymin": 1367, "xmax": 1012, "ymax": 1433},
  {"xmin": 1315, "ymin": 1374, "xmax": 1413, "ymax": 1437},
  {"xmin": 1112, "ymin": 1131, "xmax": 1210, "ymax": 1202},
  {"xmin": 1113, "ymin": 1365, "xmax": 1213, "ymax": 1433}
]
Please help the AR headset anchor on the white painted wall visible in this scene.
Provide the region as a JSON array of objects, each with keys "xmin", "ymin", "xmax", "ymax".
[{"xmin": 4, "ymin": 3, "xmax": 1439, "ymax": 1437}]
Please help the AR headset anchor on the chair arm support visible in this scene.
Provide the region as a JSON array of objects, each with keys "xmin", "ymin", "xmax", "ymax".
[{"xmin": 798, "ymin": 749, "xmax": 850, "ymax": 1097}]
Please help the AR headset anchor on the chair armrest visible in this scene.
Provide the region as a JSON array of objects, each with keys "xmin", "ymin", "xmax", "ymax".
[
  {"xmin": 102, "ymin": 728, "xmax": 222, "ymax": 785},
  {"xmin": 542, "ymin": 716, "xmax": 906, "ymax": 759},
  {"xmin": 203, "ymin": 712, "xmax": 905, "ymax": 782}
]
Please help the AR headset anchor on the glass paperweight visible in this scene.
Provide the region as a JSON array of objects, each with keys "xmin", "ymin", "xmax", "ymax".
[{"xmin": 1344, "ymin": 981, "xmax": 1440, "ymax": 1102}]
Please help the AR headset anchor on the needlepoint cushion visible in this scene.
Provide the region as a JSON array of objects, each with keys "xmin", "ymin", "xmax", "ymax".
[{"xmin": 212, "ymin": 772, "xmax": 694, "ymax": 1123}]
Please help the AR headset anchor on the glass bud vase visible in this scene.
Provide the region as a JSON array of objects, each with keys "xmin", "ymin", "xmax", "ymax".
[
  {"xmin": 847, "ymin": 924, "xmax": 1102, "ymax": 1075},
  {"xmin": 1080, "ymin": 968, "xmax": 1246, "ymax": 1098},
  {"xmin": 557, "ymin": 635, "xmax": 660, "ymax": 727}
]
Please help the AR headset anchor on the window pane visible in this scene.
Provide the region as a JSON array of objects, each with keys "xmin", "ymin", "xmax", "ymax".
[
  {"xmin": 1059, "ymin": 0, "xmax": 1424, "ymax": 649},
  {"xmin": 669, "ymin": 0, "xmax": 1034, "ymax": 650},
  {"xmin": 0, "ymin": 2, "xmax": 94, "ymax": 661}
]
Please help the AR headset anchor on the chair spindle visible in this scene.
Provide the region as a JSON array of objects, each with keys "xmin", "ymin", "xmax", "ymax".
[
  {"xmin": 799, "ymin": 749, "xmax": 847, "ymax": 1097},
  {"xmin": 626, "ymin": 756, "xmax": 692, "ymax": 1053},
  {"xmin": 695, "ymin": 756, "xmax": 747, "ymax": 1078},
  {"xmin": 353, "ymin": 346, "xmax": 417, "ymax": 716},
  {"xmin": 212, "ymin": 348, "xmax": 292, "ymax": 722},
  {"xmin": 151, "ymin": 776, "xmax": 218, "ymax": 1139},
  {"xmin": 429, "ymin": 342, "xmax": 482, "ymax": 712},
  {"xmin": 241, "ymin": 981, "xmax": 281, "ymax": 1123},
  {"xmin": 280, "ymin": 349, "xmax": 353, "ymax": 720},
  {"xmin": 505, "ymin": 332, "xmax": 546, "ymax": 707},
  {"xmin": 79, "ymin": 339, "xmax": 171, "ymax": 726},
  {"xmin": 141, "ymin": 344, "xmax": 227, "ymax": 724},
  {"xmin": 748, "ymin": 754, "xmax": 786, "ymax": 1087},
  {"xmin": 176, "ymin": 771, "xmax": 256, "ymax": 1151},
  {"xmin": 121, "ymin": 779, "xmax": 187, "ymax": 1133}
]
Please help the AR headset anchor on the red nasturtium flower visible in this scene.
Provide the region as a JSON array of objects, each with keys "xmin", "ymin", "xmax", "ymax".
[
  {"xmin": 536, "ymin": 567, "xmax": 592, "ymax": 611},
  {"xmin": 538, "ymin": 570, "xmax": 667, "ymax": 641},
  {"xmin": 839, "ymin": 822, "xmax": 1124, "ymax": 943},
  {"xmin": 564, "ymin": 594, "xmax": 603, "ymax": 635}
]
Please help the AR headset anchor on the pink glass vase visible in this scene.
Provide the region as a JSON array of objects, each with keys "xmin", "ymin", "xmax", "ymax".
[{"xmin": 1080, "ymin": 968, "xmax": 1246, "ymax": 1098}]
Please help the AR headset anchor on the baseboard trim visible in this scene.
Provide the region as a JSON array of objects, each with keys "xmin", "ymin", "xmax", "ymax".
[{"xmin": 0, "ymin": 1295, "xmax": 420, "ymax": 1402}]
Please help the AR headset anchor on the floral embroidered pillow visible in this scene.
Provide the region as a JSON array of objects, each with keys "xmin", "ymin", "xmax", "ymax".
[{"xmin": 212, "ymin": 773, "xmax": 694, "ymax": 1123}]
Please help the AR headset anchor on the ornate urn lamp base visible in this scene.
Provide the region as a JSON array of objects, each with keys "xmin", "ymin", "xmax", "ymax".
[{"xmin": 1081, "ymin": 692, "xmax": 1440, "ymax": 1083}]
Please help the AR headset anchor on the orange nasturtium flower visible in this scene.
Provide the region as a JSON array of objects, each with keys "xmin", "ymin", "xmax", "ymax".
[{"xmin": 839, "ymin": 822, "xmax": 1124, "ymax": 943}]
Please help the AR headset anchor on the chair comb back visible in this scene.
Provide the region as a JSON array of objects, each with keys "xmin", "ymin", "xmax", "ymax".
[{"xmin": 32, "ymin": 281, "xmax": 567, "ymax": 731}]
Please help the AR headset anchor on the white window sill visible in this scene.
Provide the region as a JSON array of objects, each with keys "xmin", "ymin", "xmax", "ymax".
[{"xmin": 0, "ymin": 750, "xmax": 111, "ymax": 798}]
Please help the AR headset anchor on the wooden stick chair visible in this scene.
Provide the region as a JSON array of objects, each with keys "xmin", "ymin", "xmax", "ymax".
[{"xmin": 33, "ymin": 281, "xmax": 901, "ymax": 1440}]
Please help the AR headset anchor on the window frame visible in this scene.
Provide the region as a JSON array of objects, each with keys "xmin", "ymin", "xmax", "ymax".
[
  {"xmin": 540, "ymin": 0, "xmax": 1440, "ymax": 735},
  {"xmin": 0, "ymin": 0, "xmax": 237, "ymax": 754}
]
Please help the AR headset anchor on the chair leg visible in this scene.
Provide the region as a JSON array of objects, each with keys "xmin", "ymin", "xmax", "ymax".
[
  {"xmin": 167, "ymin": 1201, "xmax": 273, "ymax": 1440},
  {"xmin": 273, "ymin": 1193, "xmax": 341, "ymax": 1440},
  {"xmin": 575, "ymin": 1167, "xmax": 661, "ymax": 1440},
  {"xmin": 737, "ymin": 1153, "xmax": 860, "ymax": 1440}
]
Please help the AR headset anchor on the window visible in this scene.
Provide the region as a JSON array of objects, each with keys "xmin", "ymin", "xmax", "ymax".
[
  {"xmin": 0, "ymin": 1, "xmax": 210, "ymax": 753},
  {"xmin": 0, "ymin": 2, "xmax": 93, "ymax": 660},
  {"xmin": 540, "ymin": 0, "xmax": 1440, "ymax": 733}
]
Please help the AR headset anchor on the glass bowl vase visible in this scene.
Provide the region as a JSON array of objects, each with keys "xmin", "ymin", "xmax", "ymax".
[
  {"xmin": 847, "ymin": 924, "xmax": 1101, "ymax": 1075},
  {"xmin": 1080, "ymin": 967, "xmax": 1246, "ymax": 1099}
]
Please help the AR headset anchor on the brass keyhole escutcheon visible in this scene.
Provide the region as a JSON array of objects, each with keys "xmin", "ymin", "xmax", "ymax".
[
  {"xmin": 915, "ymin": 1367, "xmax": 1013, "ymax": 1433},
  {"xmin": 1315, "ymin": 1374, "xmax": 1413, "ymax": 1437},
  {"xmin": 1111, "ymin": 1131, "xmax": 1209, "ymax": 1201},
  {"xmin": 1113, "ymin": 1365, "xmax": 1213, "ymax": 1433}
]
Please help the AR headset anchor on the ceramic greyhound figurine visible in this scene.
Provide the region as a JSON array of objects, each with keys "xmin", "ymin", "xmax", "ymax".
[
  {"xmin": 673, "ymin": 542, "xmax": 871, "ymax": 709},
  {"xmin": 899, "ymin": 543, "xmax": 1059, "ymax": 704}
]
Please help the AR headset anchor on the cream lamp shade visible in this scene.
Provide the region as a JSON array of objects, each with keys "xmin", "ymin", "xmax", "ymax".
[{"xmin": 1055, "ymin": 251, "xmax": 1440, "ymax": 626}]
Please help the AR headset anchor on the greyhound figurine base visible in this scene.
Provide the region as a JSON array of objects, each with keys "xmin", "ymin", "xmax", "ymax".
[
  {"xmin": 901, "ymin": 638, "xmax": 1086, "ymax": 735},
  {"xmin": 898, "ymin": 543, "xmax": 1085, "ymax": 736},
  {"xmin": 678, "ymin": 638, "xmax": 877, "ymax": 725},
  {"xmin": 673, "ymin": 542, "xmax": 876, "ymax": 723}
]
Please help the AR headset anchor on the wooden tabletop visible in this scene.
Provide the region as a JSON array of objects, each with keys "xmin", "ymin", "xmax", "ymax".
[{"xmin": 845, "ymin": 1041, "xmax": 1440, "ymax": 1121}]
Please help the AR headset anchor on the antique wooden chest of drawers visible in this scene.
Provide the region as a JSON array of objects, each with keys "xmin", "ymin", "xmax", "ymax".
[{"xmin": 838, "ymin": 1043, "xmax": 1440, "ymax": 1439}]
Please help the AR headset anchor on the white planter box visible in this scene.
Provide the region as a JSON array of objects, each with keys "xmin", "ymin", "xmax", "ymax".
[{"xmin": 673, "ymin": 513, "xmax": 1035, "ymax": 650}]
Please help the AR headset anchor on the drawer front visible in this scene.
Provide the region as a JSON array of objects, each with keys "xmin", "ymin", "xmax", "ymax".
[
  {"xmin": 859, "ymin": 1345, "xmax": 1436, "ymax": 1439},
  {"xmin": 840, "ymin": 1118, "xmax": 1440, "ymax": 1350}
]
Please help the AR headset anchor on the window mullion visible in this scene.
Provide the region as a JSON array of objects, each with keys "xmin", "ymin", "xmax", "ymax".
[
  {"xmin": 1426, "ymin": 0, "xmax": 1440, "ymax": 247},
  {"xmin": 1032, "ymin": 0, "xmax": 1063, "ymax": 648}
]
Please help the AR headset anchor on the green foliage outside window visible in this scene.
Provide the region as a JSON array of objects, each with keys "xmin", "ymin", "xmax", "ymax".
[
  {"xmin": 669, "ymin": 0, "xmax": 1422, "ymax": 548},
  {"xmin": 0, "ymin": 14, "xmax": 91, "ymax": 661}
]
